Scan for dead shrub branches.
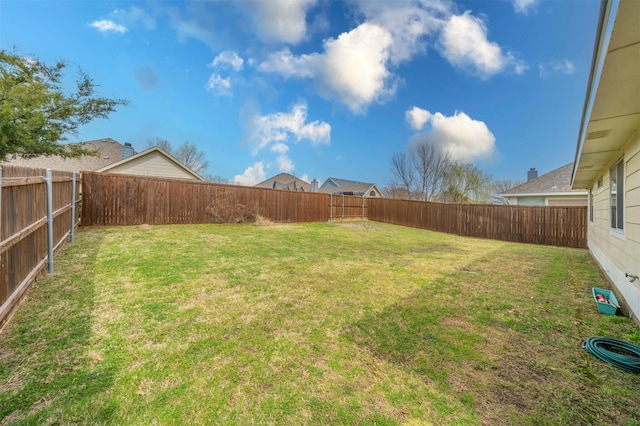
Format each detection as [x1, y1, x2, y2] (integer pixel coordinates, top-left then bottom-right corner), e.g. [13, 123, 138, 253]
[205, 195, 263, 224]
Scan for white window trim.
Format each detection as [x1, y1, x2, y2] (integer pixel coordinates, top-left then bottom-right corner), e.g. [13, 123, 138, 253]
[609, 158, 625, 233]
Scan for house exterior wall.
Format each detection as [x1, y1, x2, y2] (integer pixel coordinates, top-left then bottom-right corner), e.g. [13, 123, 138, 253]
[506, 194, 587, 206]
[546, 196, 588, 207]
[105, 150, 199, 180]
[587, 132, 640, 322]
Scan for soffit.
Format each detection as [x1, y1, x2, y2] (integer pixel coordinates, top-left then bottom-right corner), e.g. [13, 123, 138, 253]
[574, 0, 640, 188]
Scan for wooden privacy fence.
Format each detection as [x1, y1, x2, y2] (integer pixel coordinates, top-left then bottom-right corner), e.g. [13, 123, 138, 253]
[0, 165, 81, 327]
[82, 173, 369, 226]
[81, 172, 586, 248]
[368, 198, 587, 248]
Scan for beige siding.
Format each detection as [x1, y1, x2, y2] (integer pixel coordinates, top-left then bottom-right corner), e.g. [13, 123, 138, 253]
[106, 151, 198, 180]
[587, 132, 640, 321]
[547, 196, 588, 206]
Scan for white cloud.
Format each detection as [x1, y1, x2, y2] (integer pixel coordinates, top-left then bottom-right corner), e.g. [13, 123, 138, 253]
[90, 19, 127, 34]
[406, 106, 432, 131]
[259, 23, 395, 114]
[320, 23, 395, 113]
[270, 142, 289, 154]
[438, 11, 526, 79]
[539, 59, 575, 78]
[205, 74, 232, 96]
[233, 162, 266, 185]
[409, 110, 496, 163]
[211, 51, 244, 71]
[277, 154, 295, 173]
[258, 48, 318, 78]
[240, 0, 318, 44]
[249, 101, 330, 154]
[350, 0, 448, 64]
[112, 6, 156, 30]
[164, 6, 216, 48]
[258, 2, 525, 113]
[511, 0, 541, 14]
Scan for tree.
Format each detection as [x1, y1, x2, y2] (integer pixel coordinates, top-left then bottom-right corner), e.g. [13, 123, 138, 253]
[389, 152, 416, 199]
[0, 50, 128, 160]
[146, 138, 210, 176]
[411, 143, 452, 201]
[389, 143, 452, 200]
[490, 179, 524, 204]
[440, 163, 493, 203]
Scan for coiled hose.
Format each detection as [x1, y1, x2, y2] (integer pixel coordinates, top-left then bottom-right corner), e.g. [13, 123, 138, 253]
[582, 336, 640, 374]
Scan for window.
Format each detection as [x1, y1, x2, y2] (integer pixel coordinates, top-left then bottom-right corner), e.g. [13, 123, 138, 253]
[369, 190, 376, 197]
[518, 197, 545, 206]
[610, 159, 624, 230]
[589, 187, 594, 222]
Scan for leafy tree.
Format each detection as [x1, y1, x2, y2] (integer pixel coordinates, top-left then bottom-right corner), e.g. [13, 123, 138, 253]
[440, 163, 493, 203]
[146, 138, 210, 176]
[0, 50, 128, 160]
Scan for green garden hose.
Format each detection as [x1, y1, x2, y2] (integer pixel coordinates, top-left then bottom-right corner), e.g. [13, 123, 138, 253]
[582, 336, 640, 374]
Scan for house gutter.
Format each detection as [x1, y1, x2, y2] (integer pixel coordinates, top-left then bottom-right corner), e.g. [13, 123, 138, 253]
[571, 0, 618, 188]
[503, 190, 588, 198]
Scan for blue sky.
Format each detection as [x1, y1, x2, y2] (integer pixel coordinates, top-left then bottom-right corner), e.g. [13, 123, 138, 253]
[1, 0, 600, 186]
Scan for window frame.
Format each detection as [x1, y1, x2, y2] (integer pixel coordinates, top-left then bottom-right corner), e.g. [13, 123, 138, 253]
[589, 186, 594, 223]
[609, 158, 624, 231]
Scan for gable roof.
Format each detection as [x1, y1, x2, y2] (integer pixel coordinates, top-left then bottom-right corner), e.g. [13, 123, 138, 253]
[317, 183, 379, 196]
[572, 0, 640, 188]
[255, 173, 312, 191]
[1, 138, 125, 172]
[319, 176, 384, 197]
[321, 177, 370, 187]
[503, 162, 587, 197]
[96, 147, 205, 180]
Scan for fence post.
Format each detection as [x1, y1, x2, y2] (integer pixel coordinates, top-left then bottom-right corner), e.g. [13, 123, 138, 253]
[45, 169, 54, 273]
[362, 195, 365, 220]
[342, 194, 345, 220]
[70, 172, 76, 242]
[0, 167, 2, 261]
[329, 193, 333, 222]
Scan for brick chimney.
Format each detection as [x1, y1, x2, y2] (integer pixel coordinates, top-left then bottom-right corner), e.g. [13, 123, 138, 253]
[527, 167, 538, 181]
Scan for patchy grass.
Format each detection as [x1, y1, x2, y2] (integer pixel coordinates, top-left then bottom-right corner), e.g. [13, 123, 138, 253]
[1, 221, 639, 425]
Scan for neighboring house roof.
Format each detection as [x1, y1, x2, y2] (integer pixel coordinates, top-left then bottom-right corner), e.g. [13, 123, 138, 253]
[321, 177, 370, 188]
[319, 177, 385, 197]
[255, 173, 312, 191]
[1, 138, 125, 173]
[503, 163, 587, 197]
[572, 0, 640, 188]
[317, 184, 379, 196]
[96, 147, 205, 181]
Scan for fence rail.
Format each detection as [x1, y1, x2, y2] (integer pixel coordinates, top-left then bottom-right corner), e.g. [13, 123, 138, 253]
[368, 198, 587, 248]
[0, 165, 81, 327]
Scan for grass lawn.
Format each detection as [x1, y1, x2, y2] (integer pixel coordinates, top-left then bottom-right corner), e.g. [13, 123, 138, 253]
[1, 221, 639, 425]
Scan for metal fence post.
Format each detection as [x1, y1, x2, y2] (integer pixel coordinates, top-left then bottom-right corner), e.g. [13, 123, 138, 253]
[70, 172, 76, 242]
[45, 169, 54, 273]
